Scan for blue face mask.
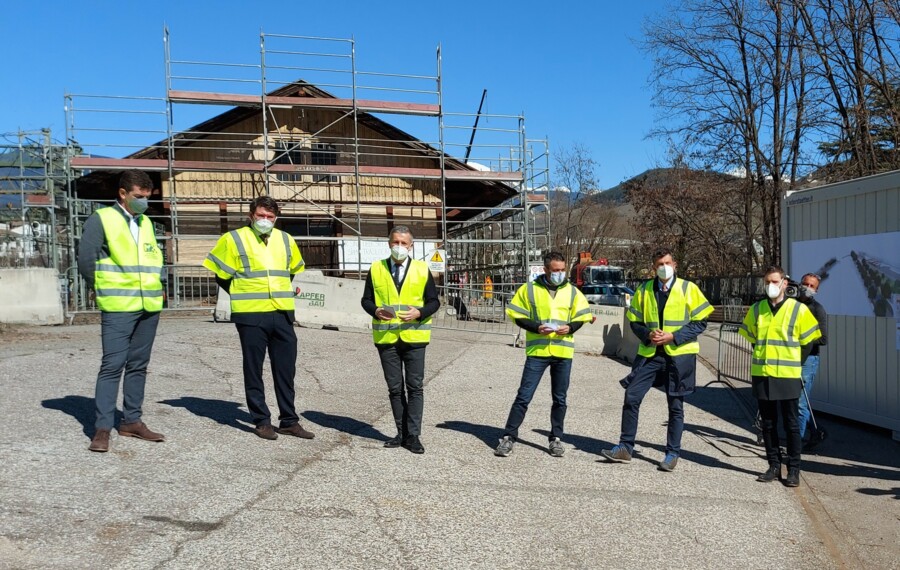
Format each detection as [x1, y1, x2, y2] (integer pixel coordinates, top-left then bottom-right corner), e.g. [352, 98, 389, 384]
[549, 271, 566, 285]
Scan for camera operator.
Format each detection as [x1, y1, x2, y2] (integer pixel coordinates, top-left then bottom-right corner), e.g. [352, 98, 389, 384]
[798, 273, 828, 450]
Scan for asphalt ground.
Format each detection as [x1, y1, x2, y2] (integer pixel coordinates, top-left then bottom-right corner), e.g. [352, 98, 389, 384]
[0, 318, 897, 569]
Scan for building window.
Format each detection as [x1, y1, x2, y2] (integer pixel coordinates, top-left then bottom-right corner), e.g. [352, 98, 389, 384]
[311, 142, 338, 183]
[274, 141, 304, 183]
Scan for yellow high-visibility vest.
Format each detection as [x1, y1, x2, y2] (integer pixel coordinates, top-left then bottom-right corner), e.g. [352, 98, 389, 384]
[371, 259, 433, 344]
[739, 298, 821, 378]
[506, 280, 593, 359]
[203, 226, 304, 313]
[93, 206, 164, 312]
[626, 278, 713, 358]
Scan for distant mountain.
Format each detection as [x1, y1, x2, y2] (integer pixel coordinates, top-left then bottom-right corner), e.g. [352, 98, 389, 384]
[591, 167, 739, 204]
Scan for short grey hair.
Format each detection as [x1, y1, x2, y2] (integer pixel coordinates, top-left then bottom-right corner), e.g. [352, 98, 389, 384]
[388, 225, 413, 240]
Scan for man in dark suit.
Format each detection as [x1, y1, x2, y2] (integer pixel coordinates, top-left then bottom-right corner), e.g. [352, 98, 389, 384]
[360, 225, 440, 454]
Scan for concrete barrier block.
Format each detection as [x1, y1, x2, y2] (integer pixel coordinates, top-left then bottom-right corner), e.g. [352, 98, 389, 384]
[213, 271, 370, 331]
[0, 268, 64, 325]
[575, 306, 628, 356]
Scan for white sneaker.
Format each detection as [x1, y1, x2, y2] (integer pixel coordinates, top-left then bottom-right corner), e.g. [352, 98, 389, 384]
[494, 436, 515, 457]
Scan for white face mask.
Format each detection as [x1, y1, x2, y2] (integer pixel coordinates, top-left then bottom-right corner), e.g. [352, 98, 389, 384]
[390, 245, 409, 262]
[766, 281, 783, 299]
[253, 218, 275, 234]
[549, 271, 566, 285]
[656, 264, 675, 281]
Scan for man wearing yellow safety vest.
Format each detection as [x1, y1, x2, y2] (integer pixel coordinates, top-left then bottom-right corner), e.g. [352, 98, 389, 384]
[203, 196, 314, 442]
[494, 251, 593, 458]
[602, 247, 713, 471]
[78, 170, 166, 453]
[360, 225, 439, 454]
[739, 266, 821, 487]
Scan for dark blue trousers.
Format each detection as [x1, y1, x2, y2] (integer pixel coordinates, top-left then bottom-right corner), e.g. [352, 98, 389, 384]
[235, 311, 299, 428]
[618, 354, 686, 456]
[502, 355, 572, 441]
[95, 311, 160, 430]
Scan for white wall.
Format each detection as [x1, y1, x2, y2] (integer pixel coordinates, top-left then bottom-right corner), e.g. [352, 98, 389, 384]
[0, 268, 64, 325]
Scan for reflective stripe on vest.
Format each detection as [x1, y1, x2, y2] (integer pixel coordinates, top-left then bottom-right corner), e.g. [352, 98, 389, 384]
[745, 298, 822, 378]
[627, 278, 713, 358]
[229, 227, 295, 313]
[371, 259, 432, 344]
[93, 207, 164, 312]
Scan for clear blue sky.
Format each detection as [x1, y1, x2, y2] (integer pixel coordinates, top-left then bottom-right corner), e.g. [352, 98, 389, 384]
[2, 0, 669, 189]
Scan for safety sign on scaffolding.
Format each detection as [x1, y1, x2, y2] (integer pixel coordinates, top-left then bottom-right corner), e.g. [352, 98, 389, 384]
[529, 265, 545, 282]
[427, 249, 446, 272]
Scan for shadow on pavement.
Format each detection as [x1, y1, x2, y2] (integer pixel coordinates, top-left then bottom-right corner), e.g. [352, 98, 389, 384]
[436, 420, 503, 450]
[159, 396, 253, 433]
[301, 410, 390, 442]
[41, 395, 119, 437]
[690, 346, 900, 489]
[856, 487, 899, 499]
[532, 428, 615, 457]
[637, 439, 761, 476]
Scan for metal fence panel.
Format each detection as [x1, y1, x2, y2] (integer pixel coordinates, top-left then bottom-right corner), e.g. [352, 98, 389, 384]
[432, 284, 518, 339]
[716, 323, 752, 385]
[64, 264, 217, 320]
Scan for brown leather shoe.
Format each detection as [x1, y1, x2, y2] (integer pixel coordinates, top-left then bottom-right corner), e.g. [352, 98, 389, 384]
[118, 421, 165, 442]
[89, 429, 111, 452]
[254, 424, 278, 440]
[276, 423, 315, 439]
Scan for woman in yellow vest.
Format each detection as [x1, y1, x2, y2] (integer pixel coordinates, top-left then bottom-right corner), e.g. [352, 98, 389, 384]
[203, 196, 314, 442]
[739, 266, 821, 487]
[602, 247, 713, 472]
[360, 225, 440, 454]
[494, 251, 593, 458]
[77, 170, 166, 453]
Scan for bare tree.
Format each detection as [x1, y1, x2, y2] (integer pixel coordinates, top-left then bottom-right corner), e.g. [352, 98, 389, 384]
[625, 155, 752, 276]
[548, 143, 626, 264]
[798, 0, 900, 178]
[644, 0, 821, 267]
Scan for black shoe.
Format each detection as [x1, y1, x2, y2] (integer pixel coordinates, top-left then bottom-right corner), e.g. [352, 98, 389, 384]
[383, 435, 403, 448]
[403, 436, 425, 454]
[784, 468, 801, 487]
[756, 463, 781, 482]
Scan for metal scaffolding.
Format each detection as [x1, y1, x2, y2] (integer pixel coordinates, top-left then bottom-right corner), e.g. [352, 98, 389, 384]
[58, 29, 549, 311]
[0, 130, 72, 271]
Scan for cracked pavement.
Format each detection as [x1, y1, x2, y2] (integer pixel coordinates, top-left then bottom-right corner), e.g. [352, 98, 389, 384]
[0, 319, 897, 569]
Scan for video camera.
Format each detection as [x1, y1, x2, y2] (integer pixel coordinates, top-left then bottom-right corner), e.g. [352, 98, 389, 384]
[785, 277, 801, 299]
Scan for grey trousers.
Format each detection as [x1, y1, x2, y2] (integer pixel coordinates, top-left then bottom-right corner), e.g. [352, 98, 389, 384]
[376, 341, 426, 438]
[94, 311, 160, 430]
